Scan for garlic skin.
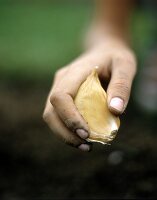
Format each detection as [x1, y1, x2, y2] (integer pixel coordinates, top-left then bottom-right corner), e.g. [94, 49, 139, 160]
[74, 69, 120, 144]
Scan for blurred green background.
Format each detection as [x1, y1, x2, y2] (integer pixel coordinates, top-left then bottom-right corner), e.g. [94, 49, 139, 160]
[0, 0, 157, 199]
[0, 0, 92, 80]
[0, 0, 155, 80]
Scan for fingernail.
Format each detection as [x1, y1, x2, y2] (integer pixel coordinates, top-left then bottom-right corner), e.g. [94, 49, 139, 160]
[110, 97, 124, 113]
[78, 144, 90, 152]
[76, 129, 88, 139]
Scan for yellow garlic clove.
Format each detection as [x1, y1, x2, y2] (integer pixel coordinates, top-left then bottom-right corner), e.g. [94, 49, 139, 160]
[74, 68, 120, 144]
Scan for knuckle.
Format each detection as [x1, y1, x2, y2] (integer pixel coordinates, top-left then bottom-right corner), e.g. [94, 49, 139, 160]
[42, 111, 51, 123]
[114, 54, 125, 63]
[113, 81, 130, 97]
[55, 70, 62, 79]
[64, 118, 81, 132]
[114, 52, 136, 66]
[64, 135, 83, 147]
[43, 108, 55, 124]
[50, 91, 63, 106]
[55, 67, 68, 79]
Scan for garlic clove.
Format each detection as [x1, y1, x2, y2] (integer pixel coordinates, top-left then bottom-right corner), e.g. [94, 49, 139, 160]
[74, 68, 120, 144]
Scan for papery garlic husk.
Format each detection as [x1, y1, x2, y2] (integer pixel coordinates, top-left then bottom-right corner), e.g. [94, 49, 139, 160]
[74, 68, 120, 144]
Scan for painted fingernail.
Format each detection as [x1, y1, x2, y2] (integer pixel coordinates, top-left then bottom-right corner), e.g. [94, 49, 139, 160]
[78, 144, 90, 152]
[110, 97, 124, 113]
[76, 129, 88, 139]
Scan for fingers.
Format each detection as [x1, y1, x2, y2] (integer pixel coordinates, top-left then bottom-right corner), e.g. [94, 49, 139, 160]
[107, 53, 137, 114]
[50, 92, 89, 132]
[43, 98, 92, 152]
[43, 66, 92, 151]
[50, 66, 92, 139]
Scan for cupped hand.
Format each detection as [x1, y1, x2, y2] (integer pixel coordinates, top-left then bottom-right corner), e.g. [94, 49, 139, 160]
[43, 39, 137, 152]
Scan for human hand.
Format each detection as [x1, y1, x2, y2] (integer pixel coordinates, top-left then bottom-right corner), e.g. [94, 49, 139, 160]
[43, 39, 136, 152]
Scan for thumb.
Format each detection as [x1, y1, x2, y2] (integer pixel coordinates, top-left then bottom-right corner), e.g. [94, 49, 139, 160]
[107, 56, 136, 114]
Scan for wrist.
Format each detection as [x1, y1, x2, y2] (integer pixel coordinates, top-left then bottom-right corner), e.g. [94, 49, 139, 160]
[85, 23, 130, 50]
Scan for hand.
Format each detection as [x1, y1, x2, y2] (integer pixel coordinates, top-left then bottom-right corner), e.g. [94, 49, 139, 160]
[43, 38, 137, 152]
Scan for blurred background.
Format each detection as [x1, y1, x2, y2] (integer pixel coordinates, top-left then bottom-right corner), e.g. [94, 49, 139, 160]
[0, 0, 157, 199]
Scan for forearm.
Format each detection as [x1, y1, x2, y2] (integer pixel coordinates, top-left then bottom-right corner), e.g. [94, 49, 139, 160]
[94, 0, 135, 41]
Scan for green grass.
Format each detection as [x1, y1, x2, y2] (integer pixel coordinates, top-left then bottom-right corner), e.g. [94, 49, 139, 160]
[0, 2, 92, 80]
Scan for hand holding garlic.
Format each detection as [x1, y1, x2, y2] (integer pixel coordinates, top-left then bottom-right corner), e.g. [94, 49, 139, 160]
[43, 38, 136, 152]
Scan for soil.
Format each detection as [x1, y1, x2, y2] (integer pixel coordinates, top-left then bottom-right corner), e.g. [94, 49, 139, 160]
[0, 80, 157, 199]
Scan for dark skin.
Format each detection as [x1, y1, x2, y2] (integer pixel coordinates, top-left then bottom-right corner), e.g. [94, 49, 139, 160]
[43, 0, 137, 152]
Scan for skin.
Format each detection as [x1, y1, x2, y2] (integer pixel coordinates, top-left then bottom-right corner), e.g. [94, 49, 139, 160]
[43, 0, 137, 152]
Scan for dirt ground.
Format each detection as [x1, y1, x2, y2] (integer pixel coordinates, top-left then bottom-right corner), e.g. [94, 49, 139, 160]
[0, 80, 157, 199]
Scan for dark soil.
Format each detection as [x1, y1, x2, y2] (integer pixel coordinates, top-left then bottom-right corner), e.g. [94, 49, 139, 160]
[0, 80, 157, 200]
